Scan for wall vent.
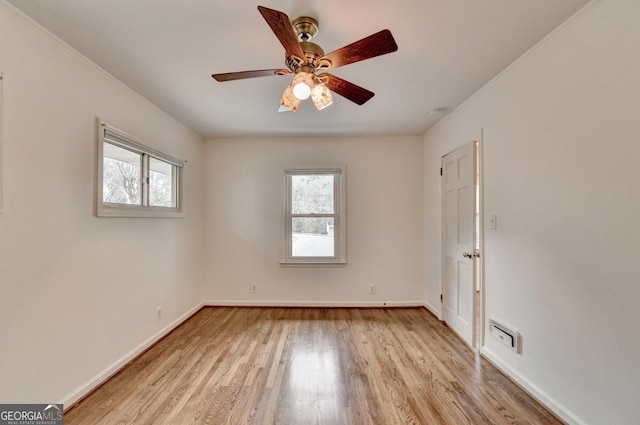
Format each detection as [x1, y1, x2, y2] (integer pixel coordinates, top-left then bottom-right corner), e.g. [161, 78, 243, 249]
[489, 318, 521, 353]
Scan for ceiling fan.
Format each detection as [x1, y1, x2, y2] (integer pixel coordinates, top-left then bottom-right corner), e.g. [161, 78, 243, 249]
[212, 6, 398, 112]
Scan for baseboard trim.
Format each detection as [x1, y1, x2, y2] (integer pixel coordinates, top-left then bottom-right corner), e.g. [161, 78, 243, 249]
[61, 301, 205, 410]
[481, 348, 586, 425]
[423, 301, 441, 319]
[204, 300, 425, 308]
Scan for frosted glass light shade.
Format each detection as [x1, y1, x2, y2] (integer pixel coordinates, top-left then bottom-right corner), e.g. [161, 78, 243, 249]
[311, 83, 334, 110]
[279, 84, 301, 112]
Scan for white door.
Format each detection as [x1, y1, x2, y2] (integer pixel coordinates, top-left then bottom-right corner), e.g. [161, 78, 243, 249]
[442, 141, 477, 347]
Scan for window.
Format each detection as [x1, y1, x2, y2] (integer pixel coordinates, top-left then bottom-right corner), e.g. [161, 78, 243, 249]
[282, 167, 346, 265]
[97, 121, 184, 218]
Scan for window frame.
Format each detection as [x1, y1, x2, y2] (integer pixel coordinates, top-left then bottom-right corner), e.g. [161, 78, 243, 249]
[96, 121, 184, 218]
[281, 166, 346, 266]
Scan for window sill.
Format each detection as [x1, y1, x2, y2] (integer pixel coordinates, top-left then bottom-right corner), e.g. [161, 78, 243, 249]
[279, 261, 347, 268]
[97, 204, 185, 218]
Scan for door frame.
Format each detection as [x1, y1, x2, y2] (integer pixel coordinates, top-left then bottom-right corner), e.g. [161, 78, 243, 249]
[476, 136, 484, 351]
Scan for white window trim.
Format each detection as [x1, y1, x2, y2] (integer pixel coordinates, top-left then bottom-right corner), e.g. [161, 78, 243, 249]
[96, 120, 185, 218]
[280, 165, 347, 266]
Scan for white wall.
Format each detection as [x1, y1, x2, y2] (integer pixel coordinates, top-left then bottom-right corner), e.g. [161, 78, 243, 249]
[204, 136, 424, 305]
[0, 3, 206, 405]
[424, 0, 640, 423]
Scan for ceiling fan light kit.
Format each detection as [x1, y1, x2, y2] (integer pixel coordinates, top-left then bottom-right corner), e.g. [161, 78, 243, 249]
[212, 5, 398, 112]
[280, 72, 334, 111]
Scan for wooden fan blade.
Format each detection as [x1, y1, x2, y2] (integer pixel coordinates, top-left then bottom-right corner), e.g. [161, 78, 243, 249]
[258, 6, 306, 61]
[320, 29, 398, 70]
[322, 73, 374, 105]
[212, 69, 291, 82]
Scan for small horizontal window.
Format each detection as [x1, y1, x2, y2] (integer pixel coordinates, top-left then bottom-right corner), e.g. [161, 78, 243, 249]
[96, 122, 184, 218]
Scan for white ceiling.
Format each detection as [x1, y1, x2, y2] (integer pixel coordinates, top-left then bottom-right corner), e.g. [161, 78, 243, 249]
[6, 0, 590, 139]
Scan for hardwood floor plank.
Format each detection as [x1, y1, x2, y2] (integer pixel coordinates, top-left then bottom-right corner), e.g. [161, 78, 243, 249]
[64, 307, 563, 425]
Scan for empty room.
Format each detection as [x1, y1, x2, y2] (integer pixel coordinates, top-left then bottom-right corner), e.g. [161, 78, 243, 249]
[0, 0, 638, 424]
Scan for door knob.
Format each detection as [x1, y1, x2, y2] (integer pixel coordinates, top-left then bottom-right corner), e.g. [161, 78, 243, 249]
[463, 252, 473, 259]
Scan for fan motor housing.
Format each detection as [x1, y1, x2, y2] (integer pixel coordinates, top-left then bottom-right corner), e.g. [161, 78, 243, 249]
[287, 17, 331, 71]
[292, 16, 319, 41]
[285, 42, 327, 71]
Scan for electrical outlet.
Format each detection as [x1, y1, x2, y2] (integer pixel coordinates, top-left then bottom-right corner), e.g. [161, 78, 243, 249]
[251, 283, 257, 293]
[155, 306, 162, 321]
[369, 284, 376, 295]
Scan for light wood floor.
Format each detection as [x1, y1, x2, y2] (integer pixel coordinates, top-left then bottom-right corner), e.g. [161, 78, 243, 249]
[64, 307, 562, 424]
